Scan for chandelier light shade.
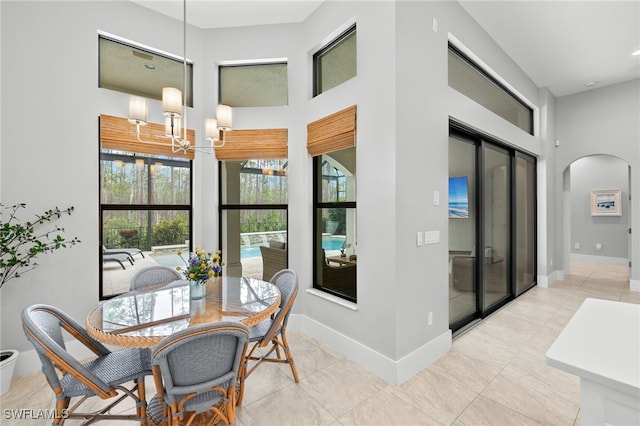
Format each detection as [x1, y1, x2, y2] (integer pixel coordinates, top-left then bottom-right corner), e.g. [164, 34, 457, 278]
[162, 87, 182, 117]
[128, 96, 148, 125]
[216, 104, 233, 130]
[126, 0, 232, 153]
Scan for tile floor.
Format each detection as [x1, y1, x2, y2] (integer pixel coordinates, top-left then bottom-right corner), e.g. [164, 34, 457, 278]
[2, 262, 637, 425]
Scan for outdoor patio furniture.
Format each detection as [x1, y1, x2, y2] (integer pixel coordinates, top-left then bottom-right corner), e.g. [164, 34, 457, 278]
[103, 252, 134, 270]
[103, 245, 145, 262]
[259, 241, 287, 281]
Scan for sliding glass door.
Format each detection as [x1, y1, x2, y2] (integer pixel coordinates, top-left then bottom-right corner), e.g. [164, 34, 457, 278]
[449, 125, 536, 332]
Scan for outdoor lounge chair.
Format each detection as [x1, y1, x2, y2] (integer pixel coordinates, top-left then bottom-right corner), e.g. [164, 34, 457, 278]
[102, 252, 134, 270]
[103, 245, 145, 262]
[22, 304, 152, 425]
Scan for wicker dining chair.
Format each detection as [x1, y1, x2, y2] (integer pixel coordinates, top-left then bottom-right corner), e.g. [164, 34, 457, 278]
[130, 265, 183, 291]
[21, 304, 152, 425]
[237, 268, 299, 405]
[148, 322, 249, 426]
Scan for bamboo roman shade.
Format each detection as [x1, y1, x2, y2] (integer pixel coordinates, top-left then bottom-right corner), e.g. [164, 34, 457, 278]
[99, 114, 195, 160]
[306, 105, 356, 157]
[214, 129, 288, 161]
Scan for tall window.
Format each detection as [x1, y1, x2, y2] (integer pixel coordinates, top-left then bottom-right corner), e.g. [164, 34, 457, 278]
[313, 148, 357, 302]
[313, 24, 357, 96]
[100, 151, 191, 299]
[220, 160, 288, 281]
[448, 43, 533, 134]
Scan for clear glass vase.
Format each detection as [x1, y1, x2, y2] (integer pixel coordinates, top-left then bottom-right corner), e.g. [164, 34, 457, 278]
[189, 280, 206, 300]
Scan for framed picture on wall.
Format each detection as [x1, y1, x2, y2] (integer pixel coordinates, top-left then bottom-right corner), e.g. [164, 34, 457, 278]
[591, 190, 622, 216]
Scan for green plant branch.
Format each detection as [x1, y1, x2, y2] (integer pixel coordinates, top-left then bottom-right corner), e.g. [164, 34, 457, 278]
[1, 204, 81, 288]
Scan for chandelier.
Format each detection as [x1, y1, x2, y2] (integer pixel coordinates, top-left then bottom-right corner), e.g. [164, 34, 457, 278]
[128, 0, 231, 153]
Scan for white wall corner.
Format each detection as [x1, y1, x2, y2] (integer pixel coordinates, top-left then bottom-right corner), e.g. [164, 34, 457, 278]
[290, 314, 451, 385]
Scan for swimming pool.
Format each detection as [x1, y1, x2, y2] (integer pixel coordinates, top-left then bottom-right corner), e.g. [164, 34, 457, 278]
[152, 236, 346, 265]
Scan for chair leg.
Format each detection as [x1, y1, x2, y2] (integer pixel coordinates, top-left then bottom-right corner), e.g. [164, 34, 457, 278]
[54, 398, 70, 425]
[280, 331, 300, 383]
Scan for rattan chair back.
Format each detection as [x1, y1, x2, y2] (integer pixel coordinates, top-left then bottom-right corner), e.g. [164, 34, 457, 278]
[149, 321, 249, 426]
[130, 265, 183, 291]
[21, 304, 151, 424]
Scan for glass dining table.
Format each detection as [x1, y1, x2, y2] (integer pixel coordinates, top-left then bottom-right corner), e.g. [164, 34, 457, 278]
[86, 276, 281, 348]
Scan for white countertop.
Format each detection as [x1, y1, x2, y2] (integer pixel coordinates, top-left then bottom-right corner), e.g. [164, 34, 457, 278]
[545, 298, 640, 397]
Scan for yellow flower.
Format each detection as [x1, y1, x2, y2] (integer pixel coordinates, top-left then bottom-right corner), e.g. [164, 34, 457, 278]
[215, 250, 222, 255]
[189, 273, 195, 279]
[176, 266, 182, 271]
[194, 245, 200, 251]
[208, 270, 214, 276]
[176, 250, 182, 256]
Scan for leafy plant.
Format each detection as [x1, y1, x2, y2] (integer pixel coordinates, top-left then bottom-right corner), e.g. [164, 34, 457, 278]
[152, 216, 187, 246]
[0, 204, 81, 288]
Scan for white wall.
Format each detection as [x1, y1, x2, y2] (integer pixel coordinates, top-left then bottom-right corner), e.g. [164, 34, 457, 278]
[570, 156, 629, 260]
[556, 79, 640, 285]
[2, 0, 556, 384]
[0, 0, 212, 355]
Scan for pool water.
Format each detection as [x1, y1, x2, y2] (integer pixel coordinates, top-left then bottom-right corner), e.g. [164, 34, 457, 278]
[152, 236, 346, 265]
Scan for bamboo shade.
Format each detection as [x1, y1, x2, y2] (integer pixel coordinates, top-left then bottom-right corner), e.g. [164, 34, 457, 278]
[214, 129, 288, 161]
[306, 105, 356, 157]
[100, 114, 195, 160]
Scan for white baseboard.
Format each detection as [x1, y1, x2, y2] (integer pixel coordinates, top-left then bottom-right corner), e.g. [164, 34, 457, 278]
[570, 253, 629, 266]
[288, 314, 451, 385]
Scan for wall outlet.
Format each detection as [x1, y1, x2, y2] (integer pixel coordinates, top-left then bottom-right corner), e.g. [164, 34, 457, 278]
[428, 312, 433, 326]
[574, 242, 581, 250]
[596, 243, 602, 251]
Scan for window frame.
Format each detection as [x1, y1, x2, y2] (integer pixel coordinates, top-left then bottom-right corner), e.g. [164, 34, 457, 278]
[313, 24, 357, 97]
[99, 151, 193, 300]
[448, 43, 533, 135]
[218, 61, 289, 107]
[98, 33, 194, 107]
[312, 150, 357, 303]
[218, 159, 289, 279]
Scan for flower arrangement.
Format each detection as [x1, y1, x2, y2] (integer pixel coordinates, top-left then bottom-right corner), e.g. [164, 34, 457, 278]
[176, 246, 223, 285]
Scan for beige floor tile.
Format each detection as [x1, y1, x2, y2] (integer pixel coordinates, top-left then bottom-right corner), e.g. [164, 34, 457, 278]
[482, 368, 579, 425]
[299, 360, 387, 419]
[398, 368, 478, 425]
[238, 384, 337, 426]
[428, 347, 502, 394]
[452, 395, 546, 426]
[339, 385, 443, 426]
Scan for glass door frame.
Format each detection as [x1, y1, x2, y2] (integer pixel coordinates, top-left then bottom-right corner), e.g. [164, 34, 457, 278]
[449, 122, 537, 333]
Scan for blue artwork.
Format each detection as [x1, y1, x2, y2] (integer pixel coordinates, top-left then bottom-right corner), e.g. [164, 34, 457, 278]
[449, 176, 469, 218]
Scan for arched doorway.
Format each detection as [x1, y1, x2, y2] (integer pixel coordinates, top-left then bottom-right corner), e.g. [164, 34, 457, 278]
[562, 155, 631, 277]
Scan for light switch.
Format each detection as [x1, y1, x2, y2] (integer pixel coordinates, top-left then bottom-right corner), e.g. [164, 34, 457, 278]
[416, 232, 423, 246]
[433, 190, 440, 206]
[424, 230, 440, 244]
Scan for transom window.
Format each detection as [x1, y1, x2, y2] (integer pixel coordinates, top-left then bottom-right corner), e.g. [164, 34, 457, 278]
[313, 24, 357, 96]
[99, 34, 193, 106]
[448, 43, 533, 134]
[220, 62, 288, 107]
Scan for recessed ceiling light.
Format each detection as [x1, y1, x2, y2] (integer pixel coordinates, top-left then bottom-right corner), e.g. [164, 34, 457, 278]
[633, 49, 640, 56]
[144, 63, 156, 70]
[585, 81, 598, 88]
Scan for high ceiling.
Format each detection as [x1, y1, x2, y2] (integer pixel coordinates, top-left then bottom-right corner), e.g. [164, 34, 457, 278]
[132, 0, 640, 97]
